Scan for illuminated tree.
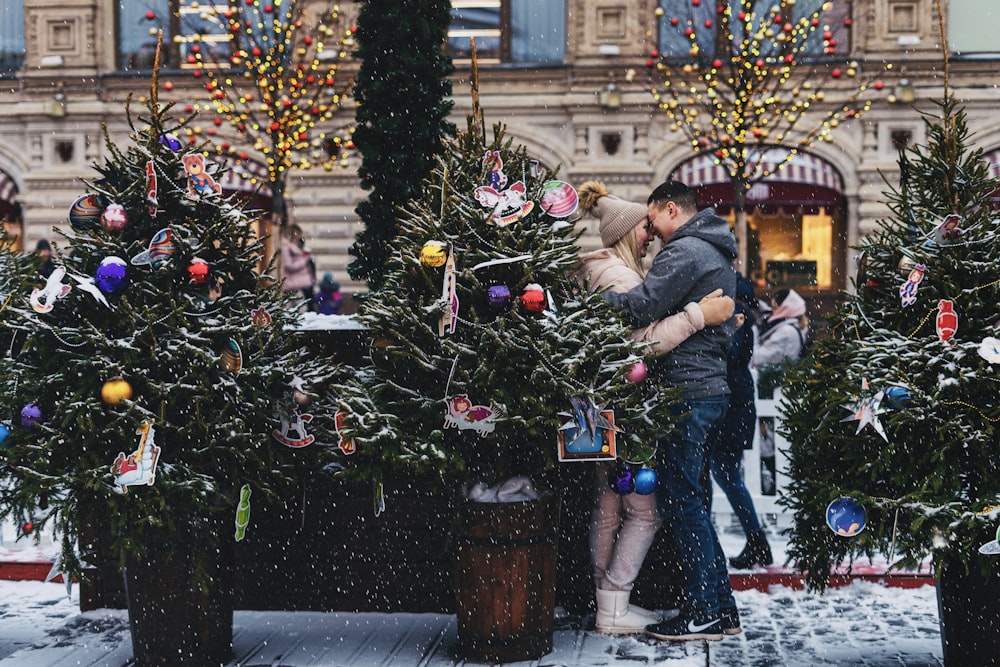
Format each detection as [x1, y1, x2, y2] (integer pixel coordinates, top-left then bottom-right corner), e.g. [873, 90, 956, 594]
[649, 0, 887, 269]
[180, 0, 357, 226]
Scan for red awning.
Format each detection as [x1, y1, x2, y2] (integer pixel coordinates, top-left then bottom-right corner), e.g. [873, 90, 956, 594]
[670, 148, 844, 215]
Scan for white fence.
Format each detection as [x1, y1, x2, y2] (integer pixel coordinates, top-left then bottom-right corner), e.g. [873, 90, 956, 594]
[711, 374, 792, 533]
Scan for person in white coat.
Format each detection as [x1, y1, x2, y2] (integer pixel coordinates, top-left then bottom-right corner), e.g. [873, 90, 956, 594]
[752, 288, 809, 369]
[576, 181, 734, 634]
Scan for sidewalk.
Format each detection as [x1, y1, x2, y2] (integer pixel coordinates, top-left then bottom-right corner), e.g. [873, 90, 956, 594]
[0, 527, 944, 667]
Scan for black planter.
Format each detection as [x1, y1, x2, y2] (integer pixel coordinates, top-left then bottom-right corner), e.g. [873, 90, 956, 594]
[124, 524, 234, 667]
[454, 493, 561, 663]
[936, 554, 1000, 666]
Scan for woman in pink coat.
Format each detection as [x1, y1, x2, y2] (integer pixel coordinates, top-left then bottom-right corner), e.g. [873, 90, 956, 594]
[576, 181, 734, 634]
[281, 224, 316, 304]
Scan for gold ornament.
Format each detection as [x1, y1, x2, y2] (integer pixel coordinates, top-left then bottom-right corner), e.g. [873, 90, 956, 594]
[420, 241, 448, 268]
[101, 378, 133, 406]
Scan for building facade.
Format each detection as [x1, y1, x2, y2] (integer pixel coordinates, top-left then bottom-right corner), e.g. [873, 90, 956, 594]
[1, 0, 999, 309]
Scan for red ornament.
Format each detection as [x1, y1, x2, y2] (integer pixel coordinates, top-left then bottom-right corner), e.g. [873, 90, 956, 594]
[712, 59, 723, 68]
[145, 11, 155, 20]
[684, 27, 695, 37]
[187, 258, 210, 284]
[936, 299, 958, 344]
[649, 50, 659, 58]
[520, 284, 546, 314]
[831, 69, 842, 78]
[691, 0, 699, 5]
[163, 81, 174, 91]
[737, 12, 746, 20]
[23, 522, 33, 534]
[874, 81, 884, 90]
[704, 19, 713, 28]
[844, 18, 853, 27]
[670, 17, 679, 26]
[646, 59, 655, 68]
[627, 362, 648, 384]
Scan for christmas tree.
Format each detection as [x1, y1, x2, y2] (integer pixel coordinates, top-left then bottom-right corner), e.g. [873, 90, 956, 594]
[337, 105, 679, 500]
[348, 0, 455, 292]
[0, 66, 343, 579]
[780, 93, 1000, 590]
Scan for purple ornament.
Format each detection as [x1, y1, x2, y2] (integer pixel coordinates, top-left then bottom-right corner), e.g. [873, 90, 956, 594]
[95, 256, 128, 295]
[20, 403, 42, 428]
[633, 467, 657, 495]
[160, 134, 182, 151]
[609, 463, 635, 495]
[487, 284, 512, 309]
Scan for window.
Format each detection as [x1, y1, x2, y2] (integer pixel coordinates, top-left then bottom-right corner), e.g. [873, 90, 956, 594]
[449, 0, 565, 65]
[657, 0, 850, 62]
[0, 0, 25, 73]
[949, 0, 1000, 55]
[119, 0, 233, 72]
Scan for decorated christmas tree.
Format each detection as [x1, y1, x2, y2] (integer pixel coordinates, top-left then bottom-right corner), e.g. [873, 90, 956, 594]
[779, 90, 1000, 661]
[337, 103, 678, 503]
[0, 58, 344, 662]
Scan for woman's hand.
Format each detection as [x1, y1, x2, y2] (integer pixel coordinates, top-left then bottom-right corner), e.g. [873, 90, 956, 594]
[697, 289, 735, 327]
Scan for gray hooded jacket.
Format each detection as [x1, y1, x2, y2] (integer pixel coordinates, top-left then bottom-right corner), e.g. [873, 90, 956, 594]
[605, 207, 738, 399]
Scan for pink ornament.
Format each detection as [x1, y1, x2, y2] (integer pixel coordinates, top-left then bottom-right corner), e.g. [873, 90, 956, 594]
[627, 361, 648, 384]
[101, 204, 129, 232]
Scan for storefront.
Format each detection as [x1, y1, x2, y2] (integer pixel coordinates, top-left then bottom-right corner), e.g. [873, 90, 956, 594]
[672, 148, 847, 293]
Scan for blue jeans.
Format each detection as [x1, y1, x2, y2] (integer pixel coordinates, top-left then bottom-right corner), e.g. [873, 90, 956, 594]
[709, 393, 762, 535]
[656, 396, 736, 619]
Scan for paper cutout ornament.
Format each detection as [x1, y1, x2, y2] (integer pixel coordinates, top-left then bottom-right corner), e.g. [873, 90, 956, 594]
[826, 497, 867, 537]
[609, 463, 635, 495]
[182, 154, 221, 196]
[520, 283, 546, 313]
[474, 180, 534, 225]
[30, 266, 72, 313]
[272, 408, 315, 447]
[539, 180, 579, 218]
[251, 307, 272, 328]
[483, 151, 508, 190]
[633, 467, 658, 495]
[557, 398, 619, 461]
[438, 251, 458, 336]
[978, 336, 1000, 364]
[932, 214, 963, 245]
[420, 241, 448, 268]
[898, 263, 925, 307]
[101, 378, 133, 406]
[20, 403, 42, 427]
[335, 409, 356, 455]
[68, 272, 110, 308]
[95, 256, 128, 295]
[936, 299, 958, 345]
[444, 394, 497, 436]
[220, 338, 243, 375]
[234, 484, 251, 541]
[101, 204, 129, 233]
[840, 378, 888, 441]
[131, 228, 176, 269]
[146, 160, 158, 216]
[111, 422, 161, 492]
[978, 524, 1000, 555]
[68, 194, 103, 232]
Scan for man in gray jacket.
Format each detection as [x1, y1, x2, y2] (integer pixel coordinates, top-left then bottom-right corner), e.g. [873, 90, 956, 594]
[604, 179, 739, 641]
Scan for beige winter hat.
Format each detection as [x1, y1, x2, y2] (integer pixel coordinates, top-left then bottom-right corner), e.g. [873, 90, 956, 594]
[577, 180, 647, 248]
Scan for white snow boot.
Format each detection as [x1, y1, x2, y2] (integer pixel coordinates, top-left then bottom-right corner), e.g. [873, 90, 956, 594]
[595, 588, 658, 634]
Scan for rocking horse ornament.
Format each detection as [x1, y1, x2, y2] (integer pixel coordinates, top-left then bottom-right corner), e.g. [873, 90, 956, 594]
[272, 407, 315, 448]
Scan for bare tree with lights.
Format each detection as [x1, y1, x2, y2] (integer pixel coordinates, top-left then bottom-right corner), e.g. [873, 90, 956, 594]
[181, 0, 357, 227]
[649, 0, 886, 271]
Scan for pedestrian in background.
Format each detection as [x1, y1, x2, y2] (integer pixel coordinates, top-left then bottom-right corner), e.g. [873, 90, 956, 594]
[312, 272, 344, 315]
[280, 224, 315, 305]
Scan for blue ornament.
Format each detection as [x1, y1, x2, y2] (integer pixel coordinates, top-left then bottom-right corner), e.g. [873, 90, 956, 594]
[20, 403, 42, 428]
[487, 284, 511, 309]
[0, 422, 10, 447]
[633, 467, 658, 495]
[95, 256, 128, 295]
[826, 497, 867, 537]
[609, 463, 635, 495]
[884, 385, 911, 411]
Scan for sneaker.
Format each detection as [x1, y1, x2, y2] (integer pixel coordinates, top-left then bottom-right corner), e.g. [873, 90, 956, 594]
[720, 608, 742, 636]
[645, 614, 723, 641]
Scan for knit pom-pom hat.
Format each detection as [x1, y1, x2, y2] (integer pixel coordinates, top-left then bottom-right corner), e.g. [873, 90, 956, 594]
[577, 180, 648, 248]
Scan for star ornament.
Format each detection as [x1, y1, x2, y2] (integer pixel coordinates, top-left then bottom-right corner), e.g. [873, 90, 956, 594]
[840, 378, 888, 442]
